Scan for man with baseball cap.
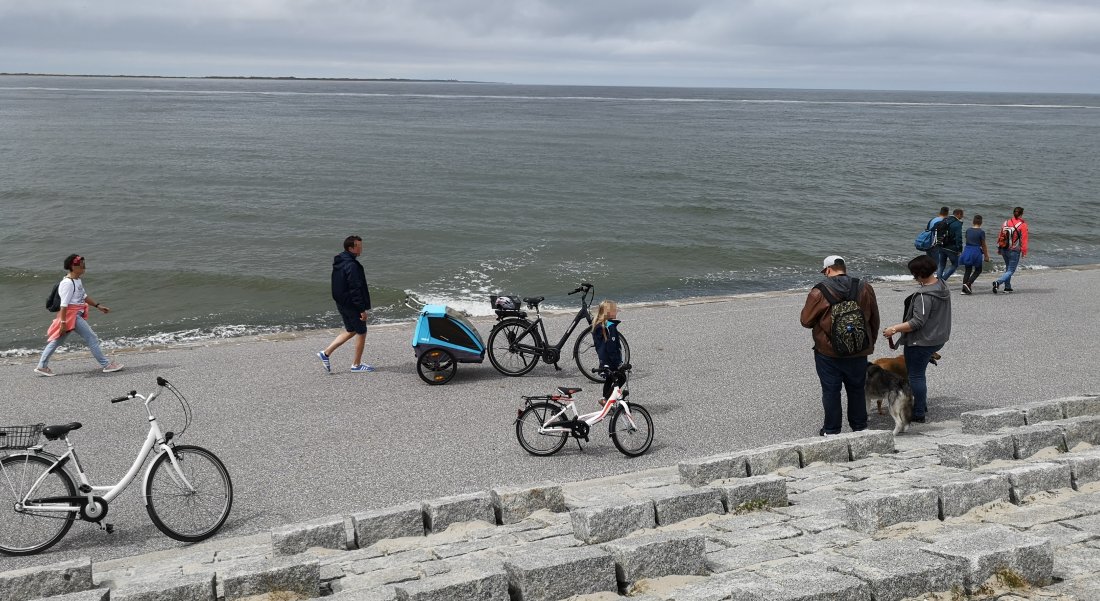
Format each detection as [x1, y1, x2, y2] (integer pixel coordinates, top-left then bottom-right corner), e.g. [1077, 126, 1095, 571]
[800, 255, 881, 435]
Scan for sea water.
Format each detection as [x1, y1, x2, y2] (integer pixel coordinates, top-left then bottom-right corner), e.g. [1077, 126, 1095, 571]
[2, 77, 1098, 355]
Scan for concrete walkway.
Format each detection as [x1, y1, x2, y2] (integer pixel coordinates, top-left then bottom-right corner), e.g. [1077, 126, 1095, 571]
[2, 266, 1099, 572]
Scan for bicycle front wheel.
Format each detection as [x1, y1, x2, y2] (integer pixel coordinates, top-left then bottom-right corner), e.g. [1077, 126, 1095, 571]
[515, 402, 569, 456]
[488, 318, 542, 376]
[145, 445, 233, 542]
[609, 403, 654, 457]
[0, 453, 76, 556]
[573, 331, 631, 383]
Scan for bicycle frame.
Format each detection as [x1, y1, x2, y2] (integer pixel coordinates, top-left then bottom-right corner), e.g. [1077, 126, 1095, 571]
[10, 388, 193, 515]
[511, 286, 595, 356]
[535, 382, 640, 434]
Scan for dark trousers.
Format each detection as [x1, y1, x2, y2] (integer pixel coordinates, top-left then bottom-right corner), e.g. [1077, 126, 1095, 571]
[963, 263, 984, 286]
[903, 343, 944, 419]
[814, 352, 868, 434]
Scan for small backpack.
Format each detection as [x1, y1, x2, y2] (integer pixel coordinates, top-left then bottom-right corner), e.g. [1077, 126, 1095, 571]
[815, 280, 871, 356]
[914, 218, 937, 251]
[46, 282, 63, 312]
[941, 217, 959, 249]
[930, 218, 950, 248]
[997, 220, 1023, 250]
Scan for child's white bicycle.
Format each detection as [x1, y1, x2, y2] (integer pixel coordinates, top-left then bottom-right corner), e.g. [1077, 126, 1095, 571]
[514, 365, 654, 457]
[0, 377, 233, 556]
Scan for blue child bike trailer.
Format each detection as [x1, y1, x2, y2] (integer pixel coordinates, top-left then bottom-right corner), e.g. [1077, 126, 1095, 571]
[408, 299, 486, 385]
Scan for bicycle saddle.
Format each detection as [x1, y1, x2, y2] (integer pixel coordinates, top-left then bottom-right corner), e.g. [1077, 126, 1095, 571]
[523, 296, 545, 308]
[556, 387, 582, 397]
[42, 422, 82, 440]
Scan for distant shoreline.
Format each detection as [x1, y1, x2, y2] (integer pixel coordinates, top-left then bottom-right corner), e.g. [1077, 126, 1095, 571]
[0, 73, 495, 84]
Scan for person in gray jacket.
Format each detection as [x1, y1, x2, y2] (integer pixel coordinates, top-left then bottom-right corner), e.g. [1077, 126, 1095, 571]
[882, 255, 951, 423]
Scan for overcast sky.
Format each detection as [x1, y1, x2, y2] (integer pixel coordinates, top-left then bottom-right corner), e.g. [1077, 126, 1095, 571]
[2, 0, 1098, 92]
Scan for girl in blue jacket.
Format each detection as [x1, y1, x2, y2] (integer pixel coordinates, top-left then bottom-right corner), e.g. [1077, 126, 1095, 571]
[591, 300, 625, 401]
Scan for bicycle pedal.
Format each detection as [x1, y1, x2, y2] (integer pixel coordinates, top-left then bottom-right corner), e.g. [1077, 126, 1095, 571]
[100, 523, 115, 534]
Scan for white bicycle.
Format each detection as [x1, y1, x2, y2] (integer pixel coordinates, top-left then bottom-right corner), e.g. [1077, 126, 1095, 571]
[0, 377, 233, 556]
[514, 365, 654, 457]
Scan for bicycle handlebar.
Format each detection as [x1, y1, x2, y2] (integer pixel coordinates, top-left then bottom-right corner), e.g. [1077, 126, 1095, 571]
[111, 391, 136, 404]
[568, 282, 594, 295]
[109, 377, 170, 404]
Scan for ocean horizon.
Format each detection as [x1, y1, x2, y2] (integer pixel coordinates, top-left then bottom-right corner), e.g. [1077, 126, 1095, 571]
[2, 76, 1098, 357]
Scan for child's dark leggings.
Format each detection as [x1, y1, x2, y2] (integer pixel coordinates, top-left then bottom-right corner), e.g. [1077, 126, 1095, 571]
[963, 263, 983, 285]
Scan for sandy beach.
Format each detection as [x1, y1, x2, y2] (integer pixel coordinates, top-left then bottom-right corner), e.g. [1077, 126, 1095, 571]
[3, 265, 1099, 568]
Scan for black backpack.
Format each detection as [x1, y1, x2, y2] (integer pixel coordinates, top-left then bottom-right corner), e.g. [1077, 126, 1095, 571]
[815, 279, 871, 356]
[931, 218, 950, 248]
[46, 281, 64, 312]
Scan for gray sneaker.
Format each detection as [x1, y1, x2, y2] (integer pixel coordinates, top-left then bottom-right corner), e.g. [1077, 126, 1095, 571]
[34, 367, 56, 377]
[102, 362, 124, 373]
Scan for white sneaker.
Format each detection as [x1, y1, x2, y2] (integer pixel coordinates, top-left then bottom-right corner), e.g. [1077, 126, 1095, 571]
[102, 362, 124, 373]
[34, 367, 56, 377]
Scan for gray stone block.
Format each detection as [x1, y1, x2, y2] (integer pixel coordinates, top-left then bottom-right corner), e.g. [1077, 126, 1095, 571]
[842, 430, 895, 460]
[742, 444, 801, 476]
[1052, 415, 1100, 448]
[422, 491, 496, 533]
[961, 408, 1026, 434]
[352, 503, 425, 547]
[993, 462, 1073, 503]
[504, 545, 616, 601]
[648, 486, 724, 525]
[937, 433, 1015, 469]
[843, 487, 939, 533]
[27, 590, 109, 601]
[112, 574, 216, 601]
[0, 557, 92, 601]
[569, 499, 655, 544]
[1019, 400, 1065, 425]
[219, 556, 320, 601]
[793, 436, 851, 465]
[1048, 453, 1100, 489]
[828, 539, 965, 601]
[393, 568, 509, 601]
[706, 541, 798, 573]
[490, 481, 565, 524]
[716, 475, 788, 512]
[736, 562, 872, 601]
[1057, 395, 1100, 418]
[923, 525, 1053, 590]
[678, 452, 747, 487]
[923, 472, 1012, 518]
[327, 586, 398, 601]
[1003, 424, 1068, 459]
[600, 531, 706, 585]
[271, 514, 347, 555]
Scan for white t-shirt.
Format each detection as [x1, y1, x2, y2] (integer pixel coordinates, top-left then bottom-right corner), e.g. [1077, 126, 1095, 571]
[58, 277, 87, 307]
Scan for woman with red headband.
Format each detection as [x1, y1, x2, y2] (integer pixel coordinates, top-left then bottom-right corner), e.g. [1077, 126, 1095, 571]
[34, 254, 123, 376]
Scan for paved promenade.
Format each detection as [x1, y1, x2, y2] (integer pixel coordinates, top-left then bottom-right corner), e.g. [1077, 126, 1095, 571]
[2, 265, 1099, 576]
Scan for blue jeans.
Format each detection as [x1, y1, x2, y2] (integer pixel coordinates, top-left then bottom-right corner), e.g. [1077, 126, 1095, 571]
[925, 247, 941, 267]
[37, 314, 110, 369]
[903, 343, 944, 419]
[994, 249, 1021, 289]
[813, 352, 868, 434]
[937, 250, 959, 281]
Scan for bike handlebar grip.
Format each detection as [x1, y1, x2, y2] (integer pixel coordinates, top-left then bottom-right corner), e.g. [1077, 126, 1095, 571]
[568, 288, 581, 295]
[622, 363, 632, 371]
[110, 391, 135, 403]
[156, 376, 168, 387]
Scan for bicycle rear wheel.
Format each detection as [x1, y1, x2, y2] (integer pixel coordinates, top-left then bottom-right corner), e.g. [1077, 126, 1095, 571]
[609, 404, 654, 457]
[0, 453, 76, 556]
[145, 445, 233, 542]
[515, 402, 569, 456]
[488, 318, 542, 376]
[574, 332, 631, 383]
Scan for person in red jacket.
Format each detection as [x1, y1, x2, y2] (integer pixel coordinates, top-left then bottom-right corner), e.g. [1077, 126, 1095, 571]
[992, 207, 1029, 294]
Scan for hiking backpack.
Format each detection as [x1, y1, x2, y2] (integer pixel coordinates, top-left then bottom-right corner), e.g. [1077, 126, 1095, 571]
[941, 217, 959, 249]
[815, 280, 871, 356]
[931, 218, 950, 248]
[997, 219, 1023, 250]
[914, 219, 936, 251]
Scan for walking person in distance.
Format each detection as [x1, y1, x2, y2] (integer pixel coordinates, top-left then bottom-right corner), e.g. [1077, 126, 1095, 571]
[34, 254, 123, 376]
[882, 255, 951, 423]
[937, 208, 964, 282]
[959, 214, 990, 295]
[317, 235, 374, 373]
[993, 207, 1029, 294]
[800, 256, 880, 436]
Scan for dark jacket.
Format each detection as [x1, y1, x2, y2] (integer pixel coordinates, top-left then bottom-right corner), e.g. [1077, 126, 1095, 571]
[592, 320, 623, 369]
[896, 280, 951, 347]
[331, 251, 371, 311]
[943, 216, 964, 253]
[800, 274, 881, 358]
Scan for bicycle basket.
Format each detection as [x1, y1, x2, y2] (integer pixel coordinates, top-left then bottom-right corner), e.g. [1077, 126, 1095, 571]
[490, 295, 526, 318]
[0, 424, 45, 450]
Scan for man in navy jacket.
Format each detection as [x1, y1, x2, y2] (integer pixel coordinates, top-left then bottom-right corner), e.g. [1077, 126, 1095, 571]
[318, 235, 374, 373]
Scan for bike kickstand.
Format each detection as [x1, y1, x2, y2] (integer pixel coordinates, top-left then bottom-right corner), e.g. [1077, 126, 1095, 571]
[554, 363, 562, 371]
[575, 438, 584, 451]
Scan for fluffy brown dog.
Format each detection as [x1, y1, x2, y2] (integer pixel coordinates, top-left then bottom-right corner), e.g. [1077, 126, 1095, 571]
[864, 364, 914, 435]
[869, 352, 942, 414]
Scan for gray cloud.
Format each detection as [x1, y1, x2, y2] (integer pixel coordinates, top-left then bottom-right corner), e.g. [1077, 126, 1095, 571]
[1, 0, 1097, 91]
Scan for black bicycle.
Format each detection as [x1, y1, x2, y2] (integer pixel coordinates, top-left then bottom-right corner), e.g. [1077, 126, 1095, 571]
[487, 282, 631, 382]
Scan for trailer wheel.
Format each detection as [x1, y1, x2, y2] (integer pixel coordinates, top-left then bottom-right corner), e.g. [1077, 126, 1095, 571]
[417, 349, 457, 385]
